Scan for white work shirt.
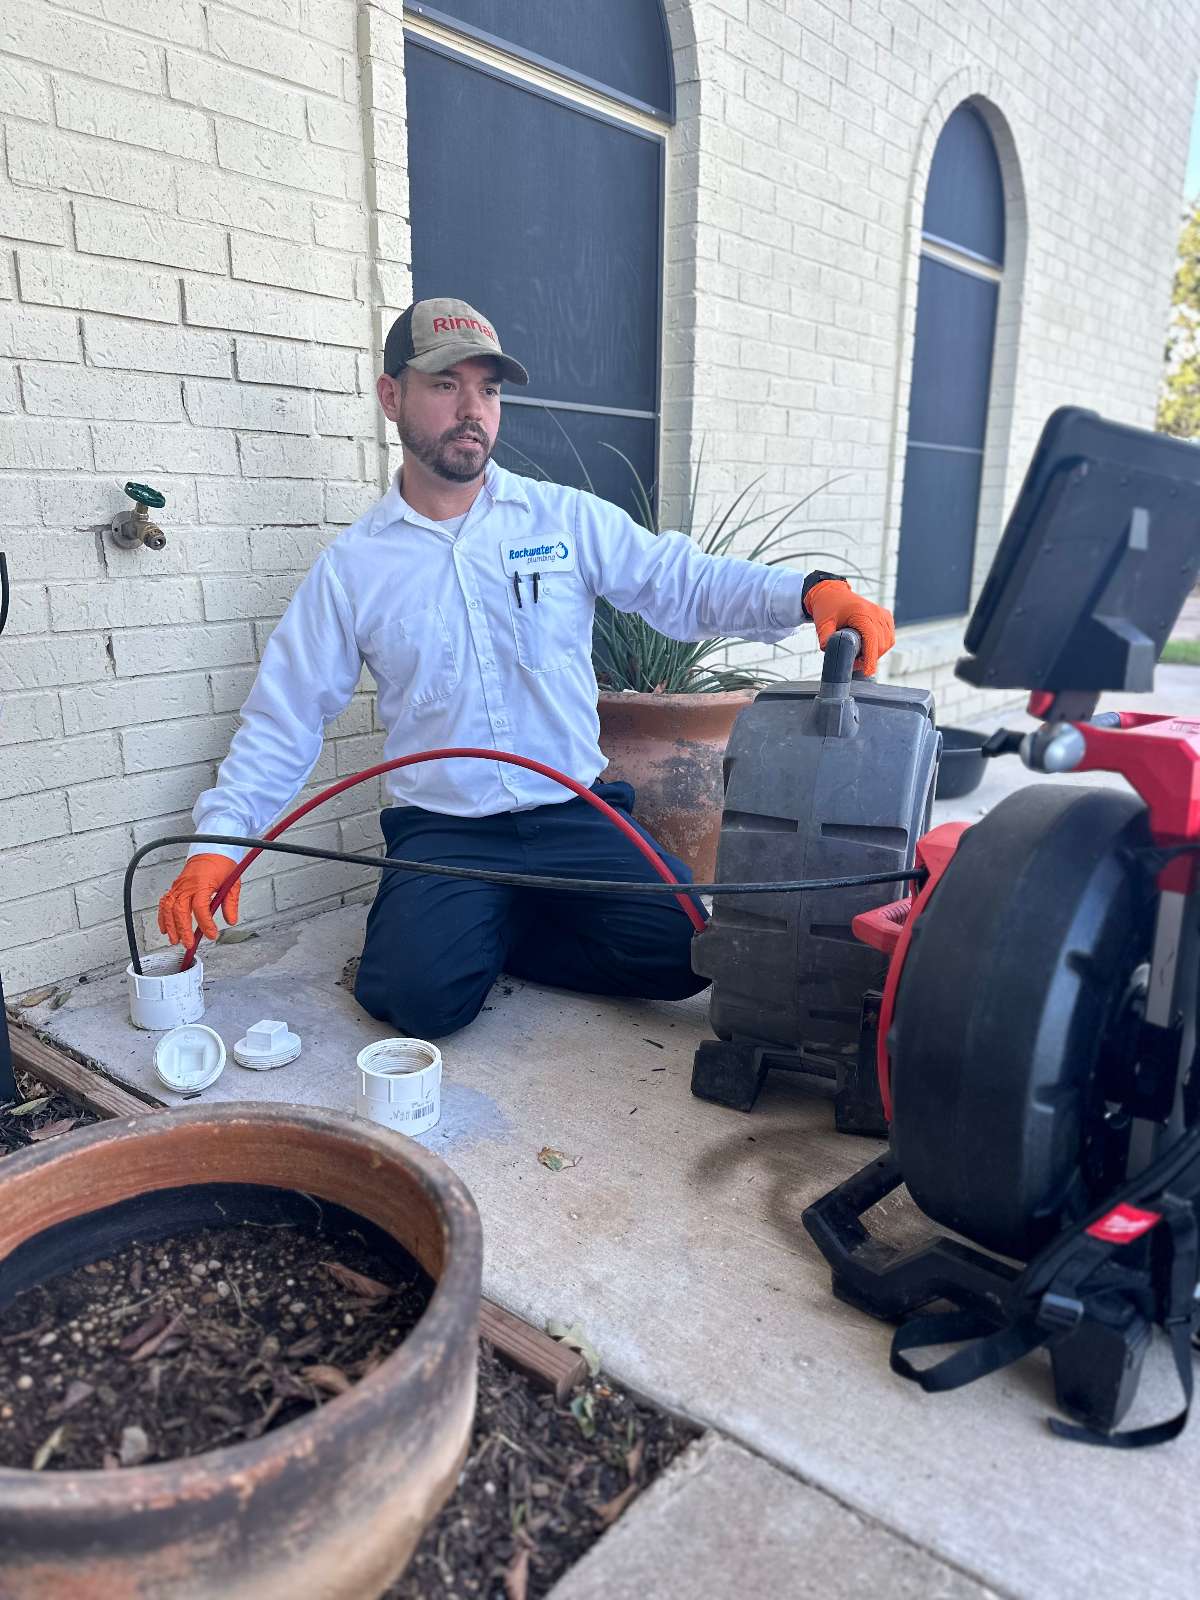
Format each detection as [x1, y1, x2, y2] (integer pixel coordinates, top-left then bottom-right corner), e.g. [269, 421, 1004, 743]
[191, 460, 811, 859]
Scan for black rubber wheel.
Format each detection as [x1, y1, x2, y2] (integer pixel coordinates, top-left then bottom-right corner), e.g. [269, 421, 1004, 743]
[889, 784, 1156, 1260]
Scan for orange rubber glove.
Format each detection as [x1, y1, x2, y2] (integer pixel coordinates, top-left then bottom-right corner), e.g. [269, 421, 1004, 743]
[804, 580, 897, 676]
[157, 854, 240, 949]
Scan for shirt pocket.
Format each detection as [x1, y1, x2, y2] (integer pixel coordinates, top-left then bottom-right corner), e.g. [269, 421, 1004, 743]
[368, 604, 459, 708]
[506, 572, 589, 674]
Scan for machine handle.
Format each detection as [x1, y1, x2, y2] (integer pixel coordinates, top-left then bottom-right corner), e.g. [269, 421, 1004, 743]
[820, 627, 864, 690]
[814, 627, 865, 736]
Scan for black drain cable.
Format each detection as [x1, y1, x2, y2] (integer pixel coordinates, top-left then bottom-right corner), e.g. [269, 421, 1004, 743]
[124, 832, 927, 976]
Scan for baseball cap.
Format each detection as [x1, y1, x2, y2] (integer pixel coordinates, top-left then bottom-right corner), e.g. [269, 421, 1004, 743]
[383, 298, 529, 385]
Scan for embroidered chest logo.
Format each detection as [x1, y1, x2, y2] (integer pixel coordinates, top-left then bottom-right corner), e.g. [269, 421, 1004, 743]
[500, 536, 576, 577]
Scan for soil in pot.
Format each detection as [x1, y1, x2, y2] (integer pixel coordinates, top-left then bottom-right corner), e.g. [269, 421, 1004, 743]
[0, 1203, 432, 1472]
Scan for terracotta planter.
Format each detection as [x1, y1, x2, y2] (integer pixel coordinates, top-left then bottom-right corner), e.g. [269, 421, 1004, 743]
[0, 1104, 482, 1600]
[597, 689, 758, 884]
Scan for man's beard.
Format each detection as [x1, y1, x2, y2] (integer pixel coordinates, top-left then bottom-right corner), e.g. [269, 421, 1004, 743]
[396, 414, 494, 483]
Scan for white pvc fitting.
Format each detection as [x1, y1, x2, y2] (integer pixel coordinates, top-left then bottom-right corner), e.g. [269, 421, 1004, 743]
[127, 951, 205, 1031]
[234, 1019, 301, 1071]
[153, 1024, 226, 1094]
[356, 1038, 442, 1136]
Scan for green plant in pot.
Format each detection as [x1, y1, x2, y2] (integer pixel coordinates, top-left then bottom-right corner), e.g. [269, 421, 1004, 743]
[503, 427, 864, 883]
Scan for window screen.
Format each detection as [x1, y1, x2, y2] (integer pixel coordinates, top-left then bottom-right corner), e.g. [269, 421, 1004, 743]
[406, 38, 664, 520]
[895, 106, 1006, 625]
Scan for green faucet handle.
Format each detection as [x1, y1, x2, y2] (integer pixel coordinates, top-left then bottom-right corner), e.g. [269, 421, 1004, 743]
[124, 481, 166, 510]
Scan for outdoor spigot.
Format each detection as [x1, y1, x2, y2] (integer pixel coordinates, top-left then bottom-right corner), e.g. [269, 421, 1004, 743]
[111, 482, 167, 552]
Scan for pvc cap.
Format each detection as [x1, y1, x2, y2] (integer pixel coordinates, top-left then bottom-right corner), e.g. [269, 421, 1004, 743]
[154, 1024, 226, 1093]
[233, 1019, 301, 1071]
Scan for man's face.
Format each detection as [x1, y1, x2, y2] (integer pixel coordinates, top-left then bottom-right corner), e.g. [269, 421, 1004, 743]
[377, 358, 502, 484]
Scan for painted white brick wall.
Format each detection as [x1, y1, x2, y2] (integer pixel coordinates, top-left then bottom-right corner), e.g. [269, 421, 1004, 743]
[662, 0, 1197, 700]
[0, 0, 1193, 992]
[0, 0, 392, 992]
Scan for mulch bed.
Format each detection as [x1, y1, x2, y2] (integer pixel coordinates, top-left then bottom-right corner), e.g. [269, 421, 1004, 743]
[0, 1069, 100, 1157]
[388, 1346, 697, 1600]
[0, 1065, 698, 1596]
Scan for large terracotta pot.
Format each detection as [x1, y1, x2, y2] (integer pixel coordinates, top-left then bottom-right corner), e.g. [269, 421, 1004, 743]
[0, 1103, 482, 1600]
[597, 689, 758, 884]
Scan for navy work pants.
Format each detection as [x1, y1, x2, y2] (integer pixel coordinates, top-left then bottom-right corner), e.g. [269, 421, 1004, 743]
[353, 783, 709, 1038]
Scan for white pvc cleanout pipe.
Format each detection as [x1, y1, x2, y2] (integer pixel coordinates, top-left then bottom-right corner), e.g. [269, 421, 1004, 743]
[127, 951, 205, 1031]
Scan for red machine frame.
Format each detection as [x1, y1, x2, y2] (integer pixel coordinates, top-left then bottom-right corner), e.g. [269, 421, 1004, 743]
[856, 702, 1200, 1122]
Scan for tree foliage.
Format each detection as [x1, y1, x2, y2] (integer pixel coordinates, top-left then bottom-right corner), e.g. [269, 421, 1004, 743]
[1158, 198, 1200, 438]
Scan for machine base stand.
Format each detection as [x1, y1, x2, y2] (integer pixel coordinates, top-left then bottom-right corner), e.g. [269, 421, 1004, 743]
[803, 1151, 1152, 1436]
[691, 993, 888, 1137]
[690, 1039, 767, 1113]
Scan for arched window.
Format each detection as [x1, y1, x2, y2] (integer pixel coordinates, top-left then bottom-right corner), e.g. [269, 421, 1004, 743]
[895, 105, 1006, 625]
[404, 3, 673, 514]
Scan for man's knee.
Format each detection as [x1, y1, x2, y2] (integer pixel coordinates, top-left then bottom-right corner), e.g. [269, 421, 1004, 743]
[353, 962, 487, 1039]
[659, 965, 710, 1002]
[613, 908, 710, 1001]
[646, 940, 710, 1000]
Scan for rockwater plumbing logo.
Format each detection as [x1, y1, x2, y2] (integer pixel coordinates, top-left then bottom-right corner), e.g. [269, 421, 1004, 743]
[507, 541, 570, 563]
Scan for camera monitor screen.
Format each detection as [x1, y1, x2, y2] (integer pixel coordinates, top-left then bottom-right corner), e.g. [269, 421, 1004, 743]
[957, 408, 1200, 693]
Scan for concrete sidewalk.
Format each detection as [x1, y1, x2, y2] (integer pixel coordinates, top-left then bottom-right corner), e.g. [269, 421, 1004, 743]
[13, 662, 1200, 1600]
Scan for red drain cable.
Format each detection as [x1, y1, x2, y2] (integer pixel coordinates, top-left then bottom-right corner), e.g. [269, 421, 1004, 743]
[179, 747, 705, 970]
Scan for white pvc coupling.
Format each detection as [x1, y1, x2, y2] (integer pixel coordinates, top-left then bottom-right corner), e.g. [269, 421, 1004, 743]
[127, 952, 205, 1031]
[356, 1038, 442, 1136]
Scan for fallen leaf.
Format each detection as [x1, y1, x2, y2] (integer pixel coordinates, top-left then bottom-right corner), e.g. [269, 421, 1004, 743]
[537, 1146, 580, 1173]
[625, 1438, 644, 1479]
[32, 1426, 67, 1471]
[128, 1313, 186, 1363]
[285, 1331, 325, 1360]
[8, 1097, 52, 1119]
[300, 1364, 353, 1396]
[48, 1380, 94, 1420]
[504, 1545, 530, 1600]
[118, 1425, 151, 1467]
[594, 1482, 639, 1525]
[26, 1117, 80, 1142]
[119, 1310, 169, 1354]
[271, 1369, 313, 1401]
[547, 1319, 601, 1377]
[203, 1402, 242, 1427]
[16, 985, 57, 1009]
[320, 1261, 391, 1300]
[217, 927, 257, 944]
[569, 1392, 596, 1440]
[49, 990, 70, 1011]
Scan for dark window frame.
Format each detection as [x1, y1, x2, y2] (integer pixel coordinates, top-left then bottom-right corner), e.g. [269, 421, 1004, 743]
[406, 1, 675, 122]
